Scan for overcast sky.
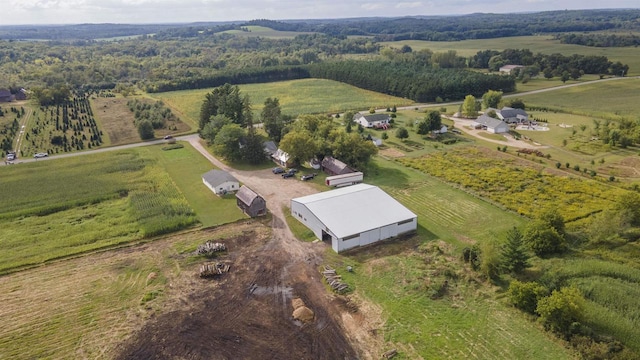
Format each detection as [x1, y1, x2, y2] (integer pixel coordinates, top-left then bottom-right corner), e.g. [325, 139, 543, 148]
[3, 0, 638, 25]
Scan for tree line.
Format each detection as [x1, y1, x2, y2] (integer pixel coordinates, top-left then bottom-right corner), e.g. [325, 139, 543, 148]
[555, 33, 640, 47]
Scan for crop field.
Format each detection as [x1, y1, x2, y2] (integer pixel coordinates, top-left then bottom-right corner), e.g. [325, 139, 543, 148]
[150, 78, 413, 127]
[381, 36, 640, 76]
[0, 149, 199, 274]
[398, 147, 628, 222]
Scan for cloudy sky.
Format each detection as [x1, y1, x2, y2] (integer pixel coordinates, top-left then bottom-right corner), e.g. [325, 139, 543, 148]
[3, 0, 638, 25]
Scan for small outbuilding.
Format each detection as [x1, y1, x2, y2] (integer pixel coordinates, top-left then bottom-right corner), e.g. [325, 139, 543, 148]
[499, 65, 524, 74]
[291, 184, 417, 253]
[236, 185, 267, 217]
[202, 169, 239, 196]
[0, 89, 13, 103]
[321, 156, 354, 176]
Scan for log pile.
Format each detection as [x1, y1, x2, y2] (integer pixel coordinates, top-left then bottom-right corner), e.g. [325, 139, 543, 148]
[199, 262, 230, 278]
[196, 241, 226, 256]
[322, 265, 349, 294]
[382, 349, 398, 359]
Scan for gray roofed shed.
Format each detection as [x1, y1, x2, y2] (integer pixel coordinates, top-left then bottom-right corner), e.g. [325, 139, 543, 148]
[321, 156, 354, 176]
[202, 169, 240, 195]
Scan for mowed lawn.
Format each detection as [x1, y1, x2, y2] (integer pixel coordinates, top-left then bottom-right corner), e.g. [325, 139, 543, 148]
[143, 143, 245, 227]
[381, 35, 640, 76]
[150, 78, 414, 128]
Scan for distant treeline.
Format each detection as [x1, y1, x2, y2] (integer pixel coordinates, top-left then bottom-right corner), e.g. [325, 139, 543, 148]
[2, 9, 639, 41]
[308, 61, 516, 102]
[555, 33, 640, 47]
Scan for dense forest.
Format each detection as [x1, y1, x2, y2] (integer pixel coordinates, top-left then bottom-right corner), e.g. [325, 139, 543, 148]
[555, 33, 640, 47]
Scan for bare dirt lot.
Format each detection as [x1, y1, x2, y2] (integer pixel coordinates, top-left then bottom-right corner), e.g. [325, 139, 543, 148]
[115, 223, 358, 360]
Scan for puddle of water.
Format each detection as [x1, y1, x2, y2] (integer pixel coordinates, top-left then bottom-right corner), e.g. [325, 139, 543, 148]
[248, 284, 293, 298]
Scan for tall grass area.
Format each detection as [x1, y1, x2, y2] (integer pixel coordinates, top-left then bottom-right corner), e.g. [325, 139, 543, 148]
[0, 149, 197, 274]
[150, 78, 413, 128]
[381, 36, 640, 76]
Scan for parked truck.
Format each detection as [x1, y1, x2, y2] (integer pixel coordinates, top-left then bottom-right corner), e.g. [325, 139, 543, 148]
[325, 172, 363, 187]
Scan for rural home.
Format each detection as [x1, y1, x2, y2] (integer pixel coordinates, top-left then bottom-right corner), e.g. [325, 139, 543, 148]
[473, 115, 509, 134]
[354, 113, 391, 129]
[498, 107, 529, 124]
[236, 185, 267, 217]
[291, 184, 417, 253]
[272, 148, 291, 167]
[263, 141, 278, 159]
[321, 156, 354, 176]
[0, 89, 14, 102]
[202, 169, 240, 196]
[499, 65, 524, 74]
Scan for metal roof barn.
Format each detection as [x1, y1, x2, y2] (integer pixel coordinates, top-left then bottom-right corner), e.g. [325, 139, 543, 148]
[291, 184, 417, 252]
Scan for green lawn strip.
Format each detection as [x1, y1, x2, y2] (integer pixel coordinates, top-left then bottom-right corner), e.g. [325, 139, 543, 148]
[283, 206, 316, 242]
[142, 143, 246, 228]
[150, 78, 413, 126]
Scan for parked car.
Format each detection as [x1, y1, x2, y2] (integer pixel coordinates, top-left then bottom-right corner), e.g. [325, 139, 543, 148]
[34, 152, 48, 158]
[272, 167, 285, 174]
[163, 135, 174, 140]
[287, 168, 298, 174]
[451, 128, 462, 134]
[7, 153, 16, 161]
[282, 172, 296, 178]
[301, 173, 317, 181]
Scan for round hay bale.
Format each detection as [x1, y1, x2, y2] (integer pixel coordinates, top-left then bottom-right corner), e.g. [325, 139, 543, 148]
[293, 306, 315, 323]
[291, 298, 305, 310]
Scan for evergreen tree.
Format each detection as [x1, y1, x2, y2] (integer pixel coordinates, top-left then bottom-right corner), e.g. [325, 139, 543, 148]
[501, 227, 530, 274]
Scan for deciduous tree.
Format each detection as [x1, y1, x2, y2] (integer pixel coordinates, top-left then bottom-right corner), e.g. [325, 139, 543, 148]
[279, 130, 317, 167]
[508, 280, 547, 314]
[461, 95, 478, 118]
[213, 123, 245, 162]
[536, 287, 585, 337]
[482, 90, 503, 109]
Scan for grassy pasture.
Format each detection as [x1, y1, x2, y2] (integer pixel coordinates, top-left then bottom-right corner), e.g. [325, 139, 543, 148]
[220, 25, 315, 39]
[150, 78, 413, 127]
[381, 36, 640, 76]
[0, 143, 249, 274]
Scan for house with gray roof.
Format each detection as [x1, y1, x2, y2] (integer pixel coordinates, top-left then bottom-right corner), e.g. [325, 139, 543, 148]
[473, 115, 509, 134]
[498, 107, 529, 124]
[202, 169, 239, 196]
[499, 65, 524, 74]
[291, 184, 417, 253]
[354, 113, 391, 129]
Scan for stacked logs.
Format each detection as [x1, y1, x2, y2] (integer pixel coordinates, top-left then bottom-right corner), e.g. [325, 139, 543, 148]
[199, 262, 230, 278]
[196, 241, 226, 256]
[322, 265, 349, 294]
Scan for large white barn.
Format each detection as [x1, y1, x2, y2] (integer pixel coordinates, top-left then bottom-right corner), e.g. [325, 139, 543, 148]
[291, 184, 417, 253]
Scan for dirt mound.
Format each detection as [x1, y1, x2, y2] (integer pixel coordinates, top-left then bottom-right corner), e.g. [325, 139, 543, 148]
[293, 306, 315, 323]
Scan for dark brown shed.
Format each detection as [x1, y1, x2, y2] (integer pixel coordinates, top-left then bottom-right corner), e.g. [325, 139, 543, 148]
[236, 185, 267, 217]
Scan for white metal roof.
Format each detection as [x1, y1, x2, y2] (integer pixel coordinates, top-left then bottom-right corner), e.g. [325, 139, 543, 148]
[291, 184, 417, 239]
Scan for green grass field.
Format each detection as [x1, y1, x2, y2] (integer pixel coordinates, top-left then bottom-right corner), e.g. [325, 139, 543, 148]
[220, 25, 315, 39]
[150, 78, 413, 128]
[381, 36, 640, 76]
[0, 144, 245, 274]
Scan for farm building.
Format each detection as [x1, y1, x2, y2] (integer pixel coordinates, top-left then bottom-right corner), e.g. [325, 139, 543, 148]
[272, 148, 291, 167]
[236, 185, 267, 217]
[353, 113, 391, 129]
[321, 156, 354, 176]
[499, 65, 524, 74]
[0, 89, 13, 102]
[263, 141, 278, 157]
[291, 184, 417, 253]
[473, 115, 509, 134]
[202, 169, 239, 196]
[498, 107, 529, 124]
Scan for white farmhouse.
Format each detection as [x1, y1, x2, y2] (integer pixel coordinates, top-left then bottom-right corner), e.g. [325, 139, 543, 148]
[354, 113, 391, 129]
[291, 184, 417, 253]
[473, 115, 509, 134]
[202, 169, 240, 196]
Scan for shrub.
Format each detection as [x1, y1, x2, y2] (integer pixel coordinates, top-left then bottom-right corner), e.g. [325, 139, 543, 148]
[524, 220, 566, 256]
[508, 280, 547, 314]
[536, 287, 585, 338]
